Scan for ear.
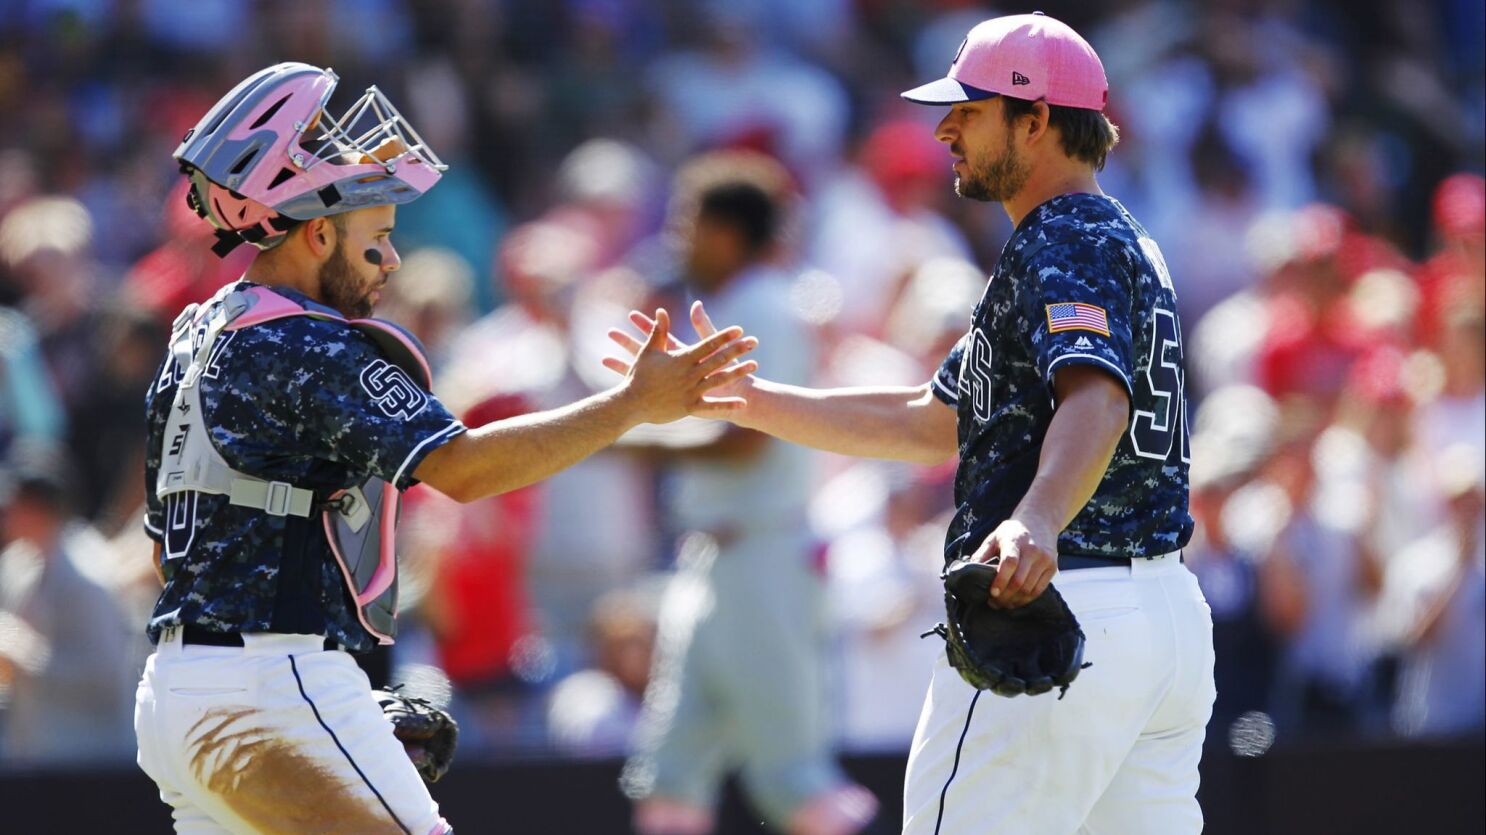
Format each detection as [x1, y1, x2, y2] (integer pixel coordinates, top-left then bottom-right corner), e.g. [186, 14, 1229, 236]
[1021, 100, 1052, 146]
[303, 217, 337, 260]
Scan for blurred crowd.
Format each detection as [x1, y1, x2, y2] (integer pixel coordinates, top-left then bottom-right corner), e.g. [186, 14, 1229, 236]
[1, 0, 1482, 770]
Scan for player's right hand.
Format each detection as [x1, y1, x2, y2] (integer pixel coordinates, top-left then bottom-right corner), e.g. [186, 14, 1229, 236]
[613, 307, 758, 425]
[970, 517, 1060, 609]
[604, 301, 758, 420]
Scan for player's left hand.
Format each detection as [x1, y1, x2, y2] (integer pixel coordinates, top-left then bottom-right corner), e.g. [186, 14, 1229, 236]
[969, 518, 1059, 609]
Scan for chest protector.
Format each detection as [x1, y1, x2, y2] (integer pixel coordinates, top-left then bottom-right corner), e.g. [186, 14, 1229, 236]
[156, 284, 434, 645]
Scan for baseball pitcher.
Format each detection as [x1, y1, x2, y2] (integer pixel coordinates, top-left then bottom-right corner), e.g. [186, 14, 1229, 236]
[608, 14, 1216, 834]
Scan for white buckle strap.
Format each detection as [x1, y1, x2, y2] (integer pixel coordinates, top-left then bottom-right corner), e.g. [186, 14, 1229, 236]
[171, 303, 199, 333]
[228, 478, 315, 517]
[328, 485, 373, 533]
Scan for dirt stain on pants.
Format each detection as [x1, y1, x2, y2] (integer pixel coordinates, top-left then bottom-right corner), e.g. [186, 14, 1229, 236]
[187, 706, 406, 834]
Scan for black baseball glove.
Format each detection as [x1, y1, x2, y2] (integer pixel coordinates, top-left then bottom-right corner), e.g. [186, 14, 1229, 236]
[375, 687, 458, 783]
[923, 559, 1089, 699]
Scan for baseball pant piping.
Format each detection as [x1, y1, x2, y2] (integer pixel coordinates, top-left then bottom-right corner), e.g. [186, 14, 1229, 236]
[933, 690, 981, 835]
[288, 653, 411, 834]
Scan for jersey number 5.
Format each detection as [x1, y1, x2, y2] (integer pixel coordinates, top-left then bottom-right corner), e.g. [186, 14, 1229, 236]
[1130, 308, 1189, 463]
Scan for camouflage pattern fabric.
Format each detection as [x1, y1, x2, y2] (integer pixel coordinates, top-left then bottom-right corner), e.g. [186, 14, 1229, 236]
[142, 282, 464, 653]
[931, 193, 1193, 565]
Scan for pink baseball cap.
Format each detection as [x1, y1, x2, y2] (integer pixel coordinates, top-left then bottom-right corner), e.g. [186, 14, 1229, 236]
[902, 12, 1108, 111]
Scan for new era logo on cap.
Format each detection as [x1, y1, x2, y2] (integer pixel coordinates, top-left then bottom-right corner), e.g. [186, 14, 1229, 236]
[1012, 71, 1030, 86]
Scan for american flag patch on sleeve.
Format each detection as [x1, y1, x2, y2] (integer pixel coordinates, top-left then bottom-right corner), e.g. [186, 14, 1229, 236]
[1046, 302, 1110, 336]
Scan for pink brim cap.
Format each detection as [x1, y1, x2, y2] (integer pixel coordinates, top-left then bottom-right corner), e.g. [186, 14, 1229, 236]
[902, 12, 1109, 111]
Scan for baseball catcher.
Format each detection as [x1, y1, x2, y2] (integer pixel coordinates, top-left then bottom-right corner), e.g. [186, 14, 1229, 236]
[133, 61, 758, 835]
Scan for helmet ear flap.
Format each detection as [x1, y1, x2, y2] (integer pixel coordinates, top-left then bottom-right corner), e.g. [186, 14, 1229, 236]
[182, 164, 291, 257]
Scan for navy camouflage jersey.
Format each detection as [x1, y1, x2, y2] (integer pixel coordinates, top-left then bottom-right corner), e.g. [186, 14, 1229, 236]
[142, 282, 465, 652]
[931, 193, 1192, 565]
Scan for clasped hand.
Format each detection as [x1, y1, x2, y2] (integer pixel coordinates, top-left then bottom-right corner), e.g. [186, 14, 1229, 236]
[606, 302, 758, 421]
[610, 306, 758, 424]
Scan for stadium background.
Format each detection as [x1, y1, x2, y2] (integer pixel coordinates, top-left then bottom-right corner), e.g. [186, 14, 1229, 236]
[0, 0, 1482, 832]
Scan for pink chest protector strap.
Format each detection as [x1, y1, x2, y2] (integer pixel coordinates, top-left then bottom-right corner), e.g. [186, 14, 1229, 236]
[226, 286, 432, 387]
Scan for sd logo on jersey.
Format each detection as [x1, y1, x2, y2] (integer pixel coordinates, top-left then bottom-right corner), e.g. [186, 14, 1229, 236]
[360, 359, 428, 420]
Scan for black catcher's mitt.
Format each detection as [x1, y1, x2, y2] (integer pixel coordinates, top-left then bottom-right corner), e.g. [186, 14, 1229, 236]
[924, 559, 1089, 699]
[375, 687, 458, 782]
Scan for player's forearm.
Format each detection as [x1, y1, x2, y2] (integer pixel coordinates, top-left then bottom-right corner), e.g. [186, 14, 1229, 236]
[734, 379, 957, 465]
[616, 417, 769, 462]
[415, 385, 645, 501]
[1013, 374, 1128, 535]
[1411, 570, 1467, 646]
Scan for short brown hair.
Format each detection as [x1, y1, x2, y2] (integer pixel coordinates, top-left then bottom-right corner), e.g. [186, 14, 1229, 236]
[1000, 97, 1120, 171]
[670, 151, 794, 256]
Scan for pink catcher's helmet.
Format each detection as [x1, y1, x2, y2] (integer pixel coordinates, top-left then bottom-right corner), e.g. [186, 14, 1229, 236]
[174, 62, 446, 256]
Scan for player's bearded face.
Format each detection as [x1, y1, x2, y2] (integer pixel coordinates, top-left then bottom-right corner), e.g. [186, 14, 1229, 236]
[318, 241, 378, 318]
[956, 129, 1031, 203]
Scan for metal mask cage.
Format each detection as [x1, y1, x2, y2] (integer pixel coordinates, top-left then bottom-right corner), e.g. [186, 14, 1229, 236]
[297, 75, 448, 175]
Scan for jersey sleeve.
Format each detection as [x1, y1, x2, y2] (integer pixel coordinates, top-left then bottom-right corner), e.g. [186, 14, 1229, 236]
[142, 355, 170, 542]
[278, 326, 466, 490]
[931, 332, 969, 406]
[1020, 243, 1136, 398]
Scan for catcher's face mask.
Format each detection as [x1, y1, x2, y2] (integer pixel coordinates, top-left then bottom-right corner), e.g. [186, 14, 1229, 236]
[175, 61, 446, 252]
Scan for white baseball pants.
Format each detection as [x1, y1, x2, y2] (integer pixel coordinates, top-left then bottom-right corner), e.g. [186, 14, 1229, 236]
[135, 630, 451, 834]
[903, 551, 1216, 835]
